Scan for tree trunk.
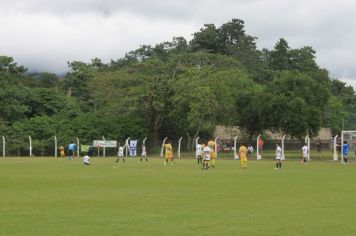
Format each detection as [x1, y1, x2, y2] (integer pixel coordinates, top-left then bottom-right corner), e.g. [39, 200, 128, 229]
[152, 129, 159, 147]
[186, 132, 191, 151]
[191, 126, 201, 152]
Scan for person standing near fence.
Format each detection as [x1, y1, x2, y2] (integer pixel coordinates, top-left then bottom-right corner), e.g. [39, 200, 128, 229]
[275, 143, 282, 170]
[67, 142, 76, 160]
[208, 139, 216, 168]
[258, 137, 264, 155]
[164, 140, 174, 166]
[59, 145, 65, 157]
[343, 141, 349, 163]
[239, 143, 248, 169]
[196, 142, 203, 164]
[202, 142, 210, 170]
[301, 143, 309, 165]
[116, 143, 125, 166]
[139, 144, 148, 163]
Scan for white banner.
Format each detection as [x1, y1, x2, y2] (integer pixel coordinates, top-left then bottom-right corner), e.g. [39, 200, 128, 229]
[130, 140, 138, 156]
[93, 140, 117, 148]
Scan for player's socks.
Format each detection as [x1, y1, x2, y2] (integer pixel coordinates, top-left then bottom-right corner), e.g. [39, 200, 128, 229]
[279, 162, 282, 168]
[276, 163, 279, 169]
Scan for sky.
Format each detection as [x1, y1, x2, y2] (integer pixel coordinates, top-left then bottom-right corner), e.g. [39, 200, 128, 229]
[0, 0, 355, 88]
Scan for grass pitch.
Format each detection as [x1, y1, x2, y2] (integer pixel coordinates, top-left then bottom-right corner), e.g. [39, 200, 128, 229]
[1, 156, 356, 236]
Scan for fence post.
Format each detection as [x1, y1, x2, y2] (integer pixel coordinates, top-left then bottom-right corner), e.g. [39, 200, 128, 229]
[125, 137, 130, 157]
[195, 137, 200, 159]
[76, 137, 80, 158]
[178, 137, 183, 158]
[214, 136, 219, 159]
[29, 136, 32, 157]
[304, 135, 310, 160]
[281, 135, 286, 160]
[160, 137, 168, 158]
[333, 135, 338, 161]
[256, 134, 262, 160]
[234, 136, 238, 159]
[2, 136, 5, 158]
[54, 136, 57, 158]
[103, 136, 106, 157]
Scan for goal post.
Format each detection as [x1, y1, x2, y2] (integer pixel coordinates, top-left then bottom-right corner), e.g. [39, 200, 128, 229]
[333, 135, 338, 161]
[341, 130, 356, 163]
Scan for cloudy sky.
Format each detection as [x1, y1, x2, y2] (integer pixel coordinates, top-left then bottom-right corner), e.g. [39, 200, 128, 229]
[0, 0, 355, 88]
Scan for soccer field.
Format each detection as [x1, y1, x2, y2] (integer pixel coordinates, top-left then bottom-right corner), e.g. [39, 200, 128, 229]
[1, 157, 356, 236]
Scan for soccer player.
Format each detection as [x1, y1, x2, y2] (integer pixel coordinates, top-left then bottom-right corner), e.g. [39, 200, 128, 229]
[202, 142, 211, 170]
[196, 142, 203, 164]
[343, 141, 349, 163]
[116, 143, 125, 165]
[83, 154, 90, 165]
[67, 142, 76, 160]
[275, 143, 282, 169]
[139, 144, 148, 163]
[239, 143, 248, 169]
[164, 140, 174, 166]
[247, 144, 254, 157]
[301, 143, 309, 165]
[208, 139, 216, 167]
[59, 145, 65, 157]
[201, 143, 206, 165]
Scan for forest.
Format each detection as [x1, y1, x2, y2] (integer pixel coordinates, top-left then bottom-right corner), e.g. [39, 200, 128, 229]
[0, 18, 355, 155]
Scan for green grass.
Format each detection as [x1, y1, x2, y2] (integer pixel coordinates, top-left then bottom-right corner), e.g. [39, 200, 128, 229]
[210, 150, 339, 160]
[1, 156, 356, 236]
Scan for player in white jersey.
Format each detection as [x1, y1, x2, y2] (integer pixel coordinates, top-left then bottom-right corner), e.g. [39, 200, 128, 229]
[116, 144, 125, 165]
[139, 144, 148, 163]
[196, 143, 203, 164]
[301, 143, 309, 165]
[83, 154, 90, 165]
[202, 143, 211, 170]
[275, 143, 282, 170]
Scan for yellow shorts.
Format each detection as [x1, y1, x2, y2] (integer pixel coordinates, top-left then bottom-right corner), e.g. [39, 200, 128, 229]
[240, 156, 247, 161]
[210, 151, 216, 159]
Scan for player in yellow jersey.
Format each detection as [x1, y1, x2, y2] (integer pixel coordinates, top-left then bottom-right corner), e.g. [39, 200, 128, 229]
[164, 140, 174, 166]
[208, 139, 216, 167]
[59, 146, 65, 157]
[239, 143, 248, 169]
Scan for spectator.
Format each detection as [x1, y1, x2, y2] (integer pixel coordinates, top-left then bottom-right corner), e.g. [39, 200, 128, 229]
[258, 137, 264, 154]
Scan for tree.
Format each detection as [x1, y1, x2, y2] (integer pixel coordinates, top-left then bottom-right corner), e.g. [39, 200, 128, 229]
[0, 56, 27, 74]
[263, 71, 330, 139]
[269, 38, 291, 70]
[190, 24, 226, 53]
[63, 61, 95, 111]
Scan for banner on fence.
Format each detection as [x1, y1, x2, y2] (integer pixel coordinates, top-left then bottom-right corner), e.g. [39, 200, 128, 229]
[81, 145, 90, 152]
[130, 140, 137, 156]
[93, 140, 117, 148]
